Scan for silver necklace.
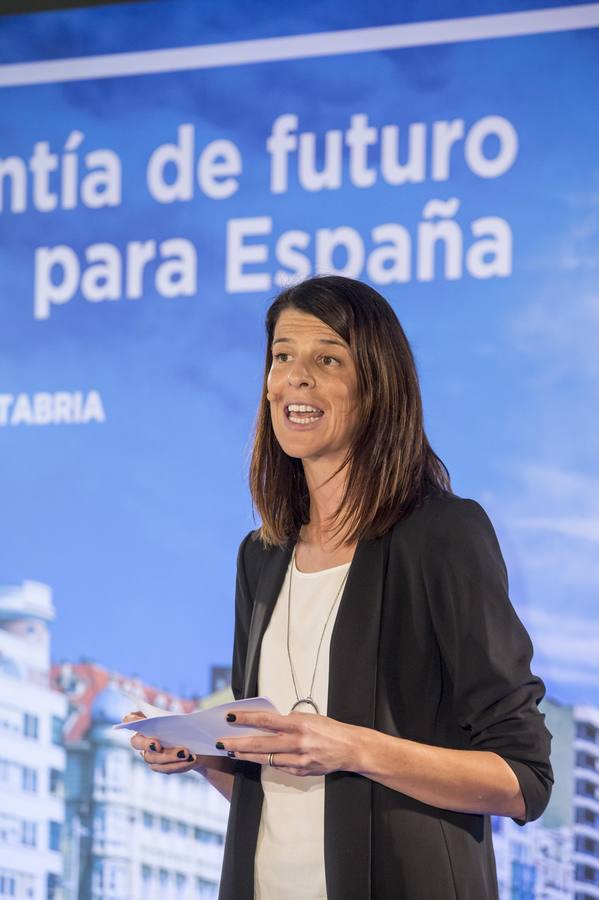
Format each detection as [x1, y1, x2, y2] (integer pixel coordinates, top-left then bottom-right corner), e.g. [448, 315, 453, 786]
[286, 544, 350, 715]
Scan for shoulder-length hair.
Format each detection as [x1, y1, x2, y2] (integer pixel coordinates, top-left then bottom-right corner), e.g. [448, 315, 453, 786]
[249, 275, 451, 548]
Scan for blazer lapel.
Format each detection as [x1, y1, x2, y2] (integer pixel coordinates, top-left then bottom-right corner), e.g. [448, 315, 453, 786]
[240, 531, 391, 900]
[242, 542, 292, 699]
[325, 531, 391, 900]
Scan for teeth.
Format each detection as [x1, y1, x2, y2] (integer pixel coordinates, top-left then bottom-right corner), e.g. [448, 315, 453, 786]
[289, 415, 321, 424]
[287, 404, 323, 413]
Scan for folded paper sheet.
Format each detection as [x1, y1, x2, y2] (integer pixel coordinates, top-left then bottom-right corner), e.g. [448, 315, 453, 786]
[113, 695, 279, 756]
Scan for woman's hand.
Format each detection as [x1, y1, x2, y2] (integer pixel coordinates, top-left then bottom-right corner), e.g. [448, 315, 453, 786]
[217, 710, 358, 776]
[123, 711, 205, 775]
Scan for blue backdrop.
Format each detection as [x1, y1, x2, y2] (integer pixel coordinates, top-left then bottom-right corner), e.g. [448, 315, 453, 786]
[1, 2, 598, 895]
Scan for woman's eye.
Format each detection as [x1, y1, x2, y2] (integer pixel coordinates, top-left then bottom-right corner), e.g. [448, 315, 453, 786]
[321, 355, 339, 366]
[274, 352, 290, 363]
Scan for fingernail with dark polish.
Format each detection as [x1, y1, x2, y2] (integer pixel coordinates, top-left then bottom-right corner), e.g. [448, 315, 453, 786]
[226, 713, 236, 722]
[215, 741, 225, 750]
[177, 750, 186, 759]
[149, 743, 157, 752]
[187, 754, 194, 761]
[227, 751, 236, 758]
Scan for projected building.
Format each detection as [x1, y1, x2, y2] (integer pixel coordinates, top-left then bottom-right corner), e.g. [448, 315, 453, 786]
[4, 574, 599, 900]
[0, 581, 67, 900]
[493, 698, 599, 900]
[543, 700, 599, 900]
[52, 662, 231, 900]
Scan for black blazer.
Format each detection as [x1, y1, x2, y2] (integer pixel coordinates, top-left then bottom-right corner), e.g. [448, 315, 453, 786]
[218, 491, 553, 900]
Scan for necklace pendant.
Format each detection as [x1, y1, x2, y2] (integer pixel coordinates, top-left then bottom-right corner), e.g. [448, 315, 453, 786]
[290, 697, 320, 715]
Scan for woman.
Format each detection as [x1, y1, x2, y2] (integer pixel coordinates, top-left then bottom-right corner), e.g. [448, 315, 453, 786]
[126, 275, 553, 900]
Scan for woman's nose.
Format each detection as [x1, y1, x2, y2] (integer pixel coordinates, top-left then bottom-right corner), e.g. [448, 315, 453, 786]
[287, 365, 315, 388]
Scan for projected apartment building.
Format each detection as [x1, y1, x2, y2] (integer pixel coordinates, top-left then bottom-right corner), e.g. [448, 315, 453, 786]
[2, 576, 599, 899]
[51, 662, 230, 900]
[0, 581, 229, 900]
[0, 581, 67, 900]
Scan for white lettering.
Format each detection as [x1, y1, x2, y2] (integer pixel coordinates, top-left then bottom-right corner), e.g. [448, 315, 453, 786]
[267, 114, 298, 194]
[226, 217, 272, 292]
[34, 245, 80, 321]
[33, 238, 199, 317]
[29, 141, 58, 212]
[0, 394, 14, 425]
[465, 115, 518, 178]
[298, 130, 343, 192]
[156, 238, 197, 297]
[0, 157, 27, 213]
[274, 230, 311, 287]
[81, 149, 121, 208]
[346, 114, 377, 188]
[81, 243, 121, 301]
[197, 140, 241, 199]
[61, 130, 84, 209]
[381, 123, 426, 185]
[147, 124, 194, 204]
[315, 227, 365, 278]
[0, 390, 107, 426]
[367, 223, 411, 284]
[418, 198, 462, 281]
[466, 216, 512, 277]
[431, 120, 465, 182]
[126, 240, 157, 299]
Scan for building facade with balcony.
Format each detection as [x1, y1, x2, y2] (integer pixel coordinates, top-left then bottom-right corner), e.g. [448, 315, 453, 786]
[53, 663, 231, 900]
[572, 705, 599, 900]
[0, 581, 67, 900]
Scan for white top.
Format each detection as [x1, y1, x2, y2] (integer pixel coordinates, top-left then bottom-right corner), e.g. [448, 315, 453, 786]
[254, 555, 351, 900]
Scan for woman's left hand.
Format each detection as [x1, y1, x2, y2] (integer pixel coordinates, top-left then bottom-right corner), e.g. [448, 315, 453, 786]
[217, 710, 359, 777]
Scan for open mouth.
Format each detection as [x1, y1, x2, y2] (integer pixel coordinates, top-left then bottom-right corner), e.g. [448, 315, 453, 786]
[285, 403, 325, 424]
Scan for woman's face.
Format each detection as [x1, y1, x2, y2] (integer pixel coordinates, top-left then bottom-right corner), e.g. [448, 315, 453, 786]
[266, 308, 360, 464]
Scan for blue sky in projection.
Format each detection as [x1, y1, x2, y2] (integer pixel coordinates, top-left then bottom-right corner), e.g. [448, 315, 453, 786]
[0, 2, 598, 701]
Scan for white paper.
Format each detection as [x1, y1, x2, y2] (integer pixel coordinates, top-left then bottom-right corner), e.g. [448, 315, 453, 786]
[113, 695, 280, 756]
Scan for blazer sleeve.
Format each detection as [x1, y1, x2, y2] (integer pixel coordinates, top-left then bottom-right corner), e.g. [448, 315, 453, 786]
[421, 497, 553, 824]
[230, 530, 258, 702]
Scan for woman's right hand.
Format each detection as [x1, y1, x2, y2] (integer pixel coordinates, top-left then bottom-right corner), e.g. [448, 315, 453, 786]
[123, 711, 203, 775]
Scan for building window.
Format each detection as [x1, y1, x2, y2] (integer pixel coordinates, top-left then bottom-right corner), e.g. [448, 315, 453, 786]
[575, 835, 599, 856]
[177, 821, 188, 838]
[511, 860, 535, 899]
[160, 817, 171, 833]
[576, 778, 597, 799]
[51, 716, 63, 746]
[21, 767, 37, 793]
[47, 873, 60, 899]
[576, 750, 598, 771]
[576, 806, 598, 827]
[159, 869, 169, 886]
[21, 820, 37, 847]
[49, 821, 61, 852]
[49, 768, 63, 796]
[141, 865, 151, 882]
[0, 874, 17, 897]
[196, 877, 218, 899]
[22, 714, 38, 740]
[577, 722, 599, 743]
[575, 863, 599, 884]
[143, 812, 153, 828]
[0, 759, 19, 792]
[176, 873, 187, 891]
[194, 827, 224, 845]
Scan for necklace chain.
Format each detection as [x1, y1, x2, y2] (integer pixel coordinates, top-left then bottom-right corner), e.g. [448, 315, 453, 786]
[286, 544, 350, 715]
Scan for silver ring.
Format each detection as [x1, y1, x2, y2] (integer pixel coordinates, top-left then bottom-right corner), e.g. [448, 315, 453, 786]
[268, 752, 277, 767]
[140, 749, 147, 761]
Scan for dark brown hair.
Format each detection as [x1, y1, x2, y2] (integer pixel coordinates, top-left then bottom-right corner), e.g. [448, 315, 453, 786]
[249, 275, 451, 548]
